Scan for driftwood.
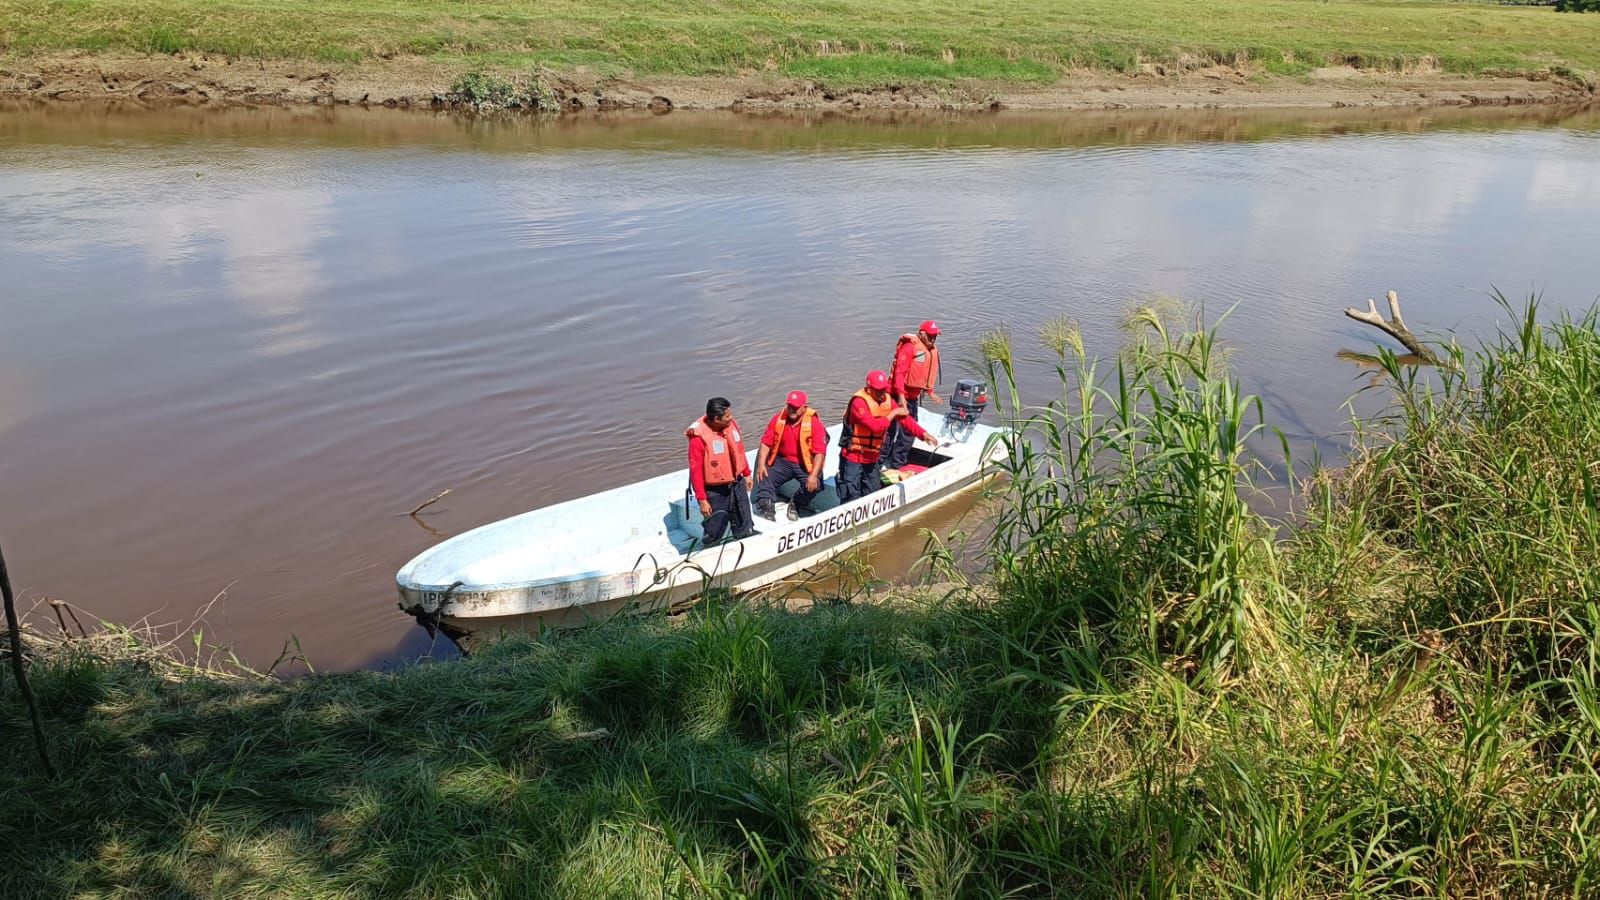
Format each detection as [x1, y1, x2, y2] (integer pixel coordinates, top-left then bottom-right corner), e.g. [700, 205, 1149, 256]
[407, 488, 452, 517]
[1344, 290, 1443, 367]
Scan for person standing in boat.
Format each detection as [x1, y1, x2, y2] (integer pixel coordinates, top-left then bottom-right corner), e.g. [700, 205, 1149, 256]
[883, 320, 943, 475]
[753, 390, 828, 522]
[687, 397, 756, 543]
[838, 371, 936, 503]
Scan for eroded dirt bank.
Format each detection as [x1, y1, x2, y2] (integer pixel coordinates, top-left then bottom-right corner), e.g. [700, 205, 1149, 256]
[3, 52, 1594, 113]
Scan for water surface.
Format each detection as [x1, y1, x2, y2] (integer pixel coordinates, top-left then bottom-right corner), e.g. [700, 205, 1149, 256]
[2, 101, 1597, 670]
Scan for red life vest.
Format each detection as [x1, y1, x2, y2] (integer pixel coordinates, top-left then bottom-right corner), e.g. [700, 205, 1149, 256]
[892, 333, 941, 394]
[686, 417, 746, 486]
[842, 390, 895, 459]
[765, 407, 819, 470]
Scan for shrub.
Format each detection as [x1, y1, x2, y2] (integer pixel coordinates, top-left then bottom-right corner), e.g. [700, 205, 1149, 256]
[448, 72, 561, 111]
[450, 71, 518, 109]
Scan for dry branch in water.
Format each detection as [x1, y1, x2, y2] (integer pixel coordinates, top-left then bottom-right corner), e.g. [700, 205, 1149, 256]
[408, 489, 452, 517]
[1344, 290, 1443, 366]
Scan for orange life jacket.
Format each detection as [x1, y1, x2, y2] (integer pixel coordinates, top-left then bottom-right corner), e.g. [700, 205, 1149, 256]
[686, 417, 746, 486]
[765, 407, 819, 470]
[892, 333, 941, 394]
[842, 390, 895, 459]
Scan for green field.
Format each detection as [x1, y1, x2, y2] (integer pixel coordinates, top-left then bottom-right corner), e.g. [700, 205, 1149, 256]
[3, 0, 1600, 87]
[6, 296, 1600, 896]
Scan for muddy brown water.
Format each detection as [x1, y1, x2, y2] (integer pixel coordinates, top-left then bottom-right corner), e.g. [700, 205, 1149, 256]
[2, 101, 1597, 671]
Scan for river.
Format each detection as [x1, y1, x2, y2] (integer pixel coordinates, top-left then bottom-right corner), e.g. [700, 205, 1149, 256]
[2, 101, 1597, 671]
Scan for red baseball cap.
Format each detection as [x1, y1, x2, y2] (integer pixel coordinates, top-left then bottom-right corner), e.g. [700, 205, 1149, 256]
[786, 390, 807, 408]
[865, 370, 890, 390]
[919, 320, 941, 336]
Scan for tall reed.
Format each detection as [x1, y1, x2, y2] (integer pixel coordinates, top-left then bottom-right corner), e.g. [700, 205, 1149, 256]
[981, 305, 1276, 683]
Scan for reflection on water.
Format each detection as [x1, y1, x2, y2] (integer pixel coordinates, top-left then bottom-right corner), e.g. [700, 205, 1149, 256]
[1335, 350, 1431, 386]
[3, 99, 1594, 152]
[1, 101, 1597, 670]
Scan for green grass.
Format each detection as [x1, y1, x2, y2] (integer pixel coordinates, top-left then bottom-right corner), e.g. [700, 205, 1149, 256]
[4, 295, 1600, 895]
[2, 0, 1599, 89]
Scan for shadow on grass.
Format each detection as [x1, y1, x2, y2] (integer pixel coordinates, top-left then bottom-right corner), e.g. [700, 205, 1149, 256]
[1, 594, 1088, 896]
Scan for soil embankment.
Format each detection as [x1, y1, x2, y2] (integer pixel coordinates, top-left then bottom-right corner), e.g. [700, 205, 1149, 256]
[4, 52, 1593, 113]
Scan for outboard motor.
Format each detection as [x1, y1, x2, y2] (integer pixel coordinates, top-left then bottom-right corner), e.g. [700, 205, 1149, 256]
[941, 378, 989, 442]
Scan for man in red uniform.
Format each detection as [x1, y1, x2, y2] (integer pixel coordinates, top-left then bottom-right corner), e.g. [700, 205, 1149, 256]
[687, 396, 754, 543]
[754, 390, 828, 522]
[884, 320, 943, 473]
[838, 371, 936, 503]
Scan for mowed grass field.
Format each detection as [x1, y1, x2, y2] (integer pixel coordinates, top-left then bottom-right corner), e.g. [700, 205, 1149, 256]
[3, 0, 1599, 86]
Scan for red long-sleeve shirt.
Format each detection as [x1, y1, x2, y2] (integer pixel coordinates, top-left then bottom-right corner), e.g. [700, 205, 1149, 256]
[892, 338, 939, 401]
[843, 396, 929, 464]
[760, 411, 828, 467]
[688, 425, 750, 502]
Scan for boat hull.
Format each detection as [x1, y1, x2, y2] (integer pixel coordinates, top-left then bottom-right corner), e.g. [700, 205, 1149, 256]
[398, 417, 1005, 619]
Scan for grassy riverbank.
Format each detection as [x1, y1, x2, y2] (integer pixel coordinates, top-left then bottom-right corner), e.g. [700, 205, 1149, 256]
[3, 0, 1600, 91]
[5, 298, 1600, 896]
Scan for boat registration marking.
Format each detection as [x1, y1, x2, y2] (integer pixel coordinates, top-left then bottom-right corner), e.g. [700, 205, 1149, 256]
[420, 589, 488, 605]
[775, 492, 900, 553]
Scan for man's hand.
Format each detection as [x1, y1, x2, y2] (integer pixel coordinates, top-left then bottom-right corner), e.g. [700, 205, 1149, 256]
[919, 433, 940, 447]
[698, 499, 713, 517]
[754, 463, 767, 484]
[804, 473, 821, 493]
[925, 392, 942, 406]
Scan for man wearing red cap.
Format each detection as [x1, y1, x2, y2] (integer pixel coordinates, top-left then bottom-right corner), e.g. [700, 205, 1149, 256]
[885, 320, 943, 473]
[838, 370, 936, 503]
[753, 390, 828, 521]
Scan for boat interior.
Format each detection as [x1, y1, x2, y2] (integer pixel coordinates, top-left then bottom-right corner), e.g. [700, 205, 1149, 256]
[664, 444, 954, 553]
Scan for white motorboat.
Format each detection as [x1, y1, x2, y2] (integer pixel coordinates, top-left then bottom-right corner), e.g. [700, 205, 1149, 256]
[396, 405, 1006, 620]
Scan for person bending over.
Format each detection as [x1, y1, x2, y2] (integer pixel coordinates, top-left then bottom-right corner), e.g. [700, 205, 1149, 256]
[837, 371, 935, 503]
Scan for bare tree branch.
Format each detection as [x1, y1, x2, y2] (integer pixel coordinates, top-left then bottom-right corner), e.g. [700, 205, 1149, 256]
[1, 539, 57, 778]
[1343, 290, 1443, 366]
[46, 597, 80, 640]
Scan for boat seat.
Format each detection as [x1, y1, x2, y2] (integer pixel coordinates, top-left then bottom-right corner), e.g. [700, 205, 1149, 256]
[665, 499, 763, 553]
[663, 474, 848, 554]
[775, 478, 842, 511]
[667, 497, 705, 549]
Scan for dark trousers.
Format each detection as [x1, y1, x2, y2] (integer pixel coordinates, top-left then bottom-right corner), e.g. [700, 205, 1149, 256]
[883, 394, 922, 470]
[836, 456, 881, 504]
[702, 479, 754, 543]
[756, 457, 821, 513]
